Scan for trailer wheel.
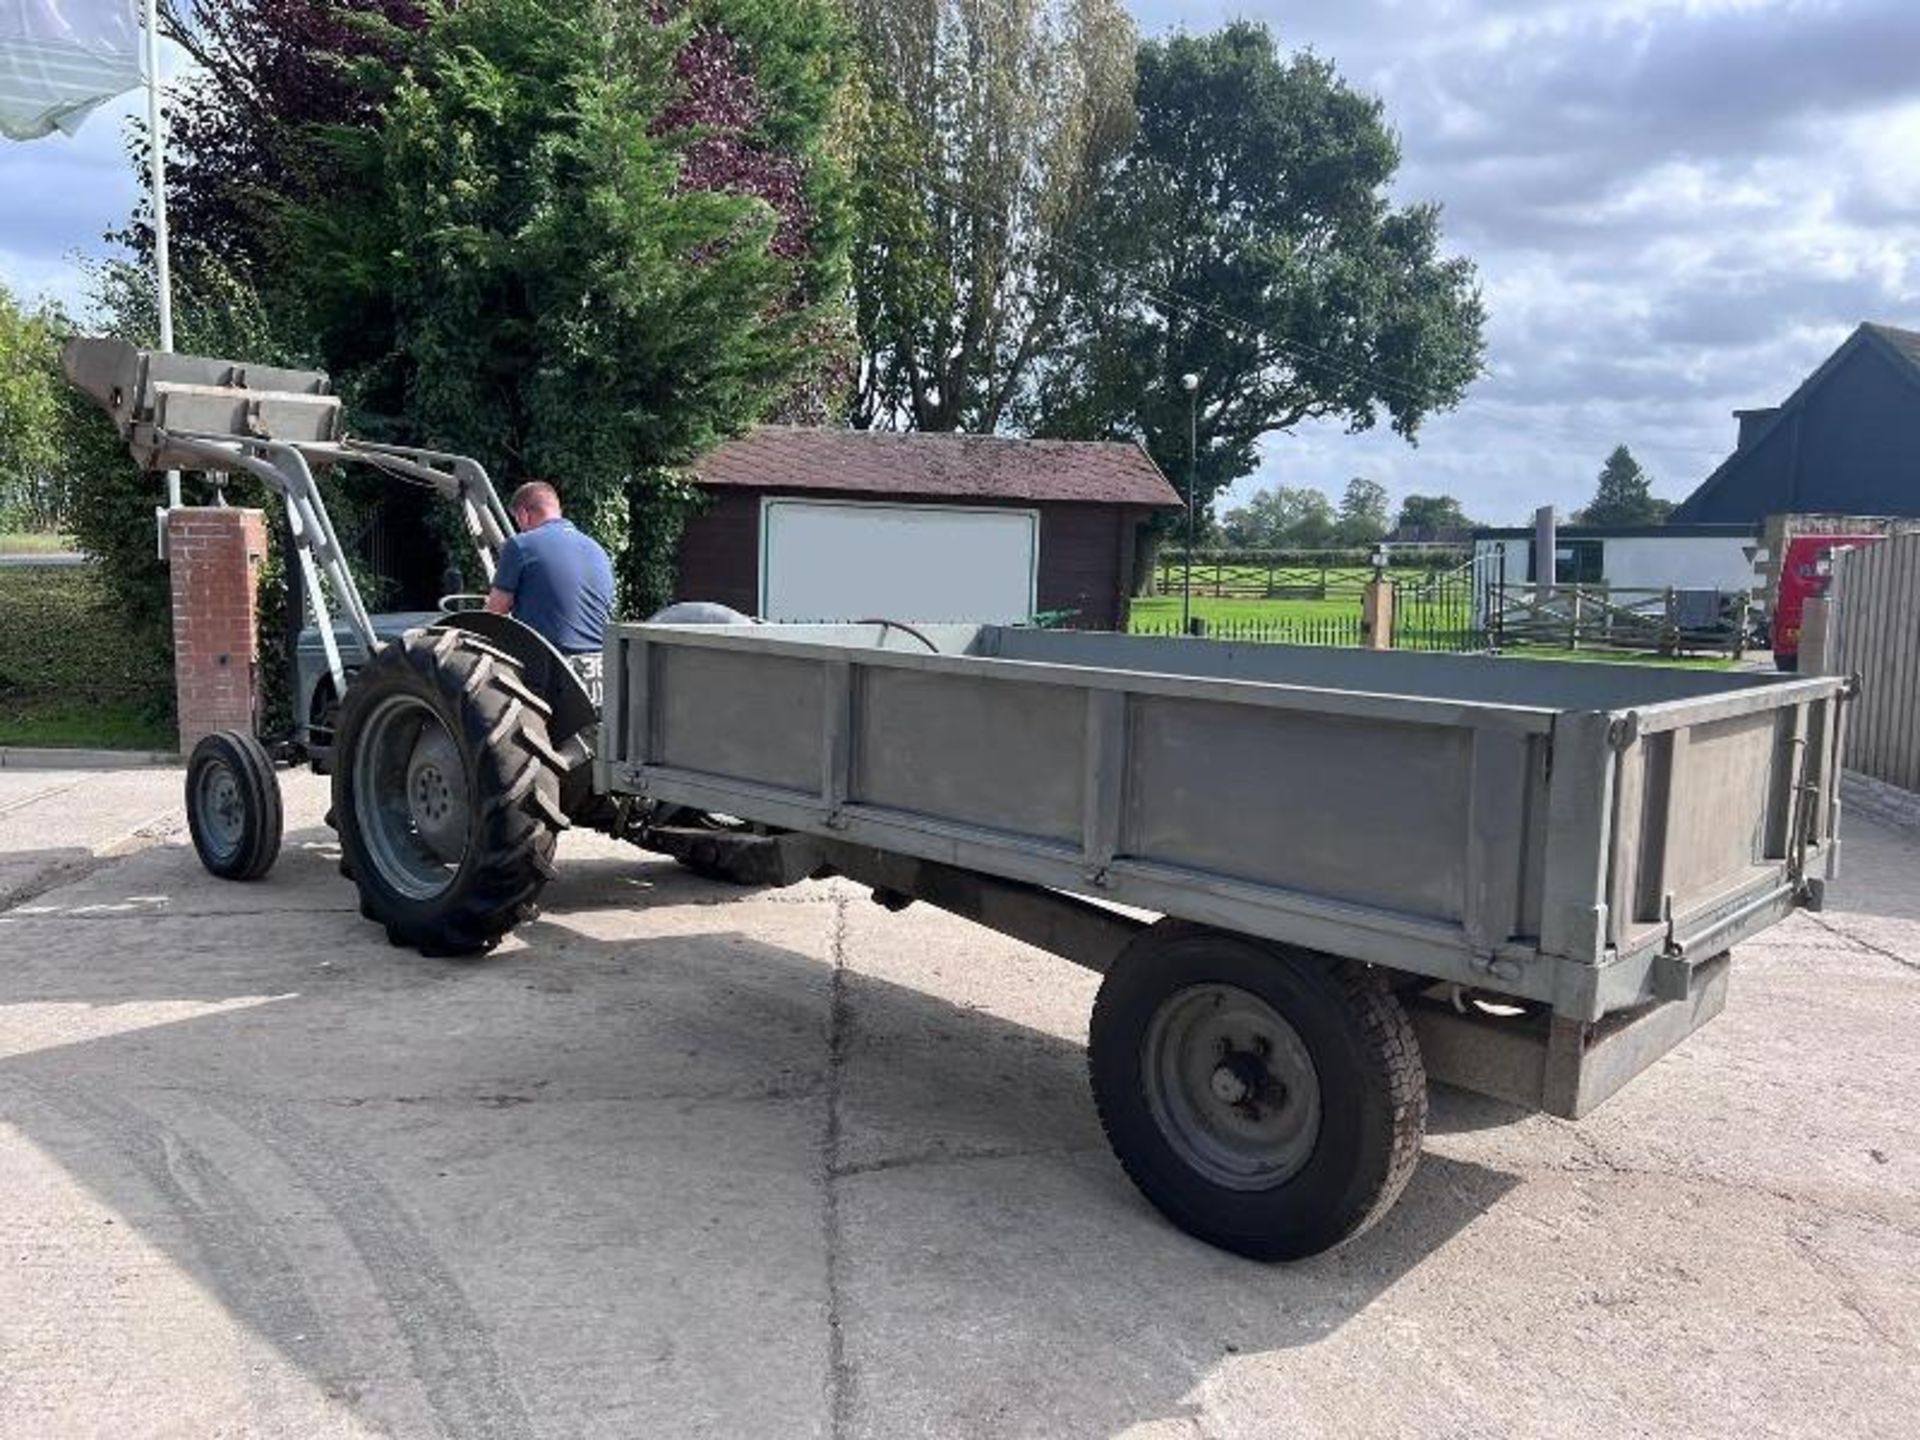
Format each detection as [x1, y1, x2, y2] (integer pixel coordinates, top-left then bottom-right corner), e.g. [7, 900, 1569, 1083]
[332, 628, 567, 956]
[185, 729, 283, 881]
[1088, 921, 1426, 1260]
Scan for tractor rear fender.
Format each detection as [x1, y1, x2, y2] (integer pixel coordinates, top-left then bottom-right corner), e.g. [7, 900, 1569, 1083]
[434, 611, 599, 746]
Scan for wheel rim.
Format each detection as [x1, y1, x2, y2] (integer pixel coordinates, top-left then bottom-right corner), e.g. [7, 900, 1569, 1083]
[193, 759, 246, 862]
[1141, 983, 1323, 1191]
[352, 695, 471, 900]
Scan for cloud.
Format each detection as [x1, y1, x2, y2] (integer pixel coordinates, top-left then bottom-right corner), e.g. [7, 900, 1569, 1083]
[1139, 0, 1920, 522]
[5, 9, 1917, 525]
[0, 117, 136, 248]
[0, 37, 190, 310]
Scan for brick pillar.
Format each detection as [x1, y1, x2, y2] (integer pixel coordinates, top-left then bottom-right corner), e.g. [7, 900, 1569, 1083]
[167, 508, 269, 754]
[1362, 577, 1395, 651]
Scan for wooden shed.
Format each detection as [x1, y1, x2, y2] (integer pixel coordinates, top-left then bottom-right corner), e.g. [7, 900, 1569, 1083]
[672, 426, 1183, 629]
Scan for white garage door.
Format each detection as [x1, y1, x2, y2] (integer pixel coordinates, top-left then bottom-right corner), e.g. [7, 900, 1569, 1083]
[760, 498, 1039, 623]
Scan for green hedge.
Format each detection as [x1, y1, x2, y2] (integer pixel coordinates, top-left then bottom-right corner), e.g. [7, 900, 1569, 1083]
[0, 564, 173, 717]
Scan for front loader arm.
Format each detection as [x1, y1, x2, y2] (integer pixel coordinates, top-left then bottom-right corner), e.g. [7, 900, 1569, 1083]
[59, 336, 517, 697]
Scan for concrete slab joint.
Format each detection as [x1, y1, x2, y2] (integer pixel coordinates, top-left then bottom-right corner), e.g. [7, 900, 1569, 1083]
[2, 768, 1919, 1434]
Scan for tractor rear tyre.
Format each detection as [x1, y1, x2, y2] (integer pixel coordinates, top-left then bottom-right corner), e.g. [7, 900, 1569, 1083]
[1088, 920, 1427, 1261]
[331, 628, 568, 956]
[186, 729, 283, 881]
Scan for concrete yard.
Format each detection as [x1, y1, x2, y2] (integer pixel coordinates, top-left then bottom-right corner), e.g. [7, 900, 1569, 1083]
[1, 766, 1916, 1438]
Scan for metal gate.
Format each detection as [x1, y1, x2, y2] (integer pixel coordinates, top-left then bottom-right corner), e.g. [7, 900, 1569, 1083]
[1392, 550, 1502, 652]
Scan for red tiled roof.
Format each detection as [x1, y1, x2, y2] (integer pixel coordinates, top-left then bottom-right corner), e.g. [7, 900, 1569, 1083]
[692, 425, 1183, 508]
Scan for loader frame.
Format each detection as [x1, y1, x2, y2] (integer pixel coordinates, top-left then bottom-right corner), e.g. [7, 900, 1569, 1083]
[61, 337, 526, 748]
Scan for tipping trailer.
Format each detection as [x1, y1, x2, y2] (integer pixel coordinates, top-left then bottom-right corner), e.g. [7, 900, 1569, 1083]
[596, 622, 1849, 1256]
[65, 339, 1854, 1259]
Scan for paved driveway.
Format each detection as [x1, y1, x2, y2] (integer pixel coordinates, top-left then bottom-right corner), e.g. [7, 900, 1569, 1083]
[1, 768, 1916, 1437]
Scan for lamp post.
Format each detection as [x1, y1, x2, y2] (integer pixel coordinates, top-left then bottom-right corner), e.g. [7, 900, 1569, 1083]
[1180, 372, 1200, 633]
[143, 0, 180, 513]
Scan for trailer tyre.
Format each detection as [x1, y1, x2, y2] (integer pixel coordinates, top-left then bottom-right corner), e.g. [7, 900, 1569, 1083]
[331, 628, 567, 956]
[186, 729, 283, 881]
[1088, 921, 1426, 1261]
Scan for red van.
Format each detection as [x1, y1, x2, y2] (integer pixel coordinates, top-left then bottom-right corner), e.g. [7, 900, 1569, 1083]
[1772, 532, 1883, 670]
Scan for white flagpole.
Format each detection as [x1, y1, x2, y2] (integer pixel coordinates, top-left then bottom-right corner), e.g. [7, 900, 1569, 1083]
[143, 0, 180, 509]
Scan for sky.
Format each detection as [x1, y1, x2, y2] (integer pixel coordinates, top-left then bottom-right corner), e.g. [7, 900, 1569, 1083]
[1134, 0, 1920, 521]
[3, 3, 1918, 524]
[0, 27, 188, 307]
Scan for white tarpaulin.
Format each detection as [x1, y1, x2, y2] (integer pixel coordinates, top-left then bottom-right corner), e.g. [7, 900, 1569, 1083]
[0, 0, 142, 141]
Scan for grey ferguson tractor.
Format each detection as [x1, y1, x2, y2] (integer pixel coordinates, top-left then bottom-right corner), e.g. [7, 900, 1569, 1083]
[64, 338, 740, 953]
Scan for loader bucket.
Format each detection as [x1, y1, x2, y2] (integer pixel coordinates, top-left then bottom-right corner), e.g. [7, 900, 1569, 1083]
[61, 336, 343, 473]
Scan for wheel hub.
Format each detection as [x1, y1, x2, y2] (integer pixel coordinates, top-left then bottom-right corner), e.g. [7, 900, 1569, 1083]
[1208, 1061, 1249, 1106]
[405, 724, 468, 863]
[1208, 1050, 1284, 1110]
[196, 762, 245, 857]
[352, 694, 472, 900]
[1142, 983, 1323, 1191]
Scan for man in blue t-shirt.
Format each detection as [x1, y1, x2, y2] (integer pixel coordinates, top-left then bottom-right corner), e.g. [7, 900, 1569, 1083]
[485, 481, 616, 654]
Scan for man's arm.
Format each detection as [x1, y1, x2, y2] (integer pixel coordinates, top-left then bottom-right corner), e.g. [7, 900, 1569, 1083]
[486, 538, 525, 615]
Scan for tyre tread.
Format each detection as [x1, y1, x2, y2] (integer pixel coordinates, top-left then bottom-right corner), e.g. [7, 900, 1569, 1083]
[1087, 919, 1427, 1261]
[186, 728, 283, 881]
[332, 628, 564, 955]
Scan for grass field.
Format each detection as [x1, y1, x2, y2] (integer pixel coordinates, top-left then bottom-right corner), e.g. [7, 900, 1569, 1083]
[1497, 645, 1738, 671]
[0, 701, 173, 750]
[1132, 575, 1473, 630]
[0, 531, 77, 555]
[1128, 591, 1742, 667]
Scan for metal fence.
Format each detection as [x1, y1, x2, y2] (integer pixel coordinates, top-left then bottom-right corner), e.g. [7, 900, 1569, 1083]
[1128, 551, 1500, 654]
[1831, 532, 1920, 791]
[1131, 614, 1365, 647]
[1394, 550, 1501, 653]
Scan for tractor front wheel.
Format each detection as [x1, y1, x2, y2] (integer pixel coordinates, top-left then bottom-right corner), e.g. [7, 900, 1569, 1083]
[332, 628, 567, 955]
[186, 729, 283, 881]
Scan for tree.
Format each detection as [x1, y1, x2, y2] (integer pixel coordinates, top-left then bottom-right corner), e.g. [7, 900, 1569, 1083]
[1281, 488, 1337, 548]
[270, 0, 855, 610]
[1220, 490, 1273, 548]
[154, 3, 433, 275]
[0, 286, 69, 532]
[846, 0, 1137, 432]
[1335, 477, 1390, 547]
[1219, 485, 1335, 548]
[138, 1, 857, 610]
[1578, 445, 1670, 527]
[1393, 494, 1476, 537]
[1028, 22, 1485, 533]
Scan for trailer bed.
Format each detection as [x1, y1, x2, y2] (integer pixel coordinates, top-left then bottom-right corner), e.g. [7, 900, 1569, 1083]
[601, 624, 1846, 1025]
